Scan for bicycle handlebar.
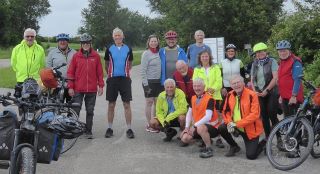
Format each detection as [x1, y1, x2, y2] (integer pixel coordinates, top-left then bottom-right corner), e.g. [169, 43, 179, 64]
[300, 75, 317, 91]
[53, 63, 67, 71]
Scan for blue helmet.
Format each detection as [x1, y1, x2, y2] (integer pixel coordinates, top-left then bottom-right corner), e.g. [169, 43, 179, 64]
[276, 40, 291, 50]
[56, 33, 70, 41]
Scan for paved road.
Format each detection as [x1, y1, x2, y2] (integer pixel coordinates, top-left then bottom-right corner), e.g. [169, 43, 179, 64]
[0, 65, 319, 174]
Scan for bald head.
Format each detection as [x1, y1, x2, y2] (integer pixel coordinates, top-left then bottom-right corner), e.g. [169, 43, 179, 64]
[176, 60, 188, 76]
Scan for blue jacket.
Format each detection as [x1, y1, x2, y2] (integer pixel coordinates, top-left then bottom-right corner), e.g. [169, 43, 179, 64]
[159, 46, 187, 85]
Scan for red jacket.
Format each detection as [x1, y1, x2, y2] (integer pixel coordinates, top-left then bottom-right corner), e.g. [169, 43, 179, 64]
[278, 54, 304, 103]
[67, 48, 104, 93]
[173, 68, 195, 104]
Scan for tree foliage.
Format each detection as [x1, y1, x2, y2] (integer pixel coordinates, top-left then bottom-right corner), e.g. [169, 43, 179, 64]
[0, 0, 50, 47]
[147, 0, 284, 48]
[268, 1, 320, 86]
[80, 0, 165, 49]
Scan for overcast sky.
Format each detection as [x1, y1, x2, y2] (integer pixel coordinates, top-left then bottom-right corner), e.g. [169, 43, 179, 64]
[39, 0, 294, 37]
[38, 0, 154, 37]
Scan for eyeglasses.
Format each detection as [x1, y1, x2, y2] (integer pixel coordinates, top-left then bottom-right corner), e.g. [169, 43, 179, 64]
[81, 41, 91, 45]
[227, 50, 235, 53]
[25, 36, 35, 38]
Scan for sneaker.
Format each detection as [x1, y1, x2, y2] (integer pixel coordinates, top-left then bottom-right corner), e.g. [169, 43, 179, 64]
[163, 128, 177, 142]
[257, 139, 267, 156]
[85, 131, 93, 139]
[225, 145, 241, 157]
[179, 141, 189, 147]
[105, 128, 113, 138]
[126, 129, 135, 139]
[216, 138, 225, 148]
[199, 147, 214, 158]
[146, 125, 160, 133]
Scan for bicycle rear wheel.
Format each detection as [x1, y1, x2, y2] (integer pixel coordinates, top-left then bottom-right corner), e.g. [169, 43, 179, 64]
[266, 116, 314, 171]
[16, 147, 36, 174]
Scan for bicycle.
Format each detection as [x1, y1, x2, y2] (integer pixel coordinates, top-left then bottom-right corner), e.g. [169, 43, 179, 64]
[266, 77, 316, 171]
[0, 91, 84, 174]
[40, 63, 80, 154]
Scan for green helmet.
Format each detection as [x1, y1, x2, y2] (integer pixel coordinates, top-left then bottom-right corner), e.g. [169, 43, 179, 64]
[253, 42, 268, 53]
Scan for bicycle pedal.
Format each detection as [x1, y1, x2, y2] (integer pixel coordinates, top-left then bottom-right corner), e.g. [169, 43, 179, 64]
[0, 161, 9, 169]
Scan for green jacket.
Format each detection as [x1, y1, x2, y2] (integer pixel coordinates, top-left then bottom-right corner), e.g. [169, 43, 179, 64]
[193, 64, 222, 100]
[156, 88, 188, 126]
[11, 40, 45, 82]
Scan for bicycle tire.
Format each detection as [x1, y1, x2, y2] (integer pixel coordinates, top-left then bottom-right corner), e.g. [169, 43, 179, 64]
[16, 147, 36, 174]
[266, 117, 314, 171]
[36, 107, 79, 154]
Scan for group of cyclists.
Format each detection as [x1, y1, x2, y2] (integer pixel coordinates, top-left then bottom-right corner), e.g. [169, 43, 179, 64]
[9, 27, 305, 160]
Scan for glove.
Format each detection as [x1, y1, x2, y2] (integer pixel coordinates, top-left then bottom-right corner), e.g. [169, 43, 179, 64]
[144, 85, 152, 95]
[227, 122, 236, 133]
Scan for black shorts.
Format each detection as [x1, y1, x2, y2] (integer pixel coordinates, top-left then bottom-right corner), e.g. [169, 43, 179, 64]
[142, 80, 163, 98]
[106, 77, 132, 102]
[193, 124, 219, 139]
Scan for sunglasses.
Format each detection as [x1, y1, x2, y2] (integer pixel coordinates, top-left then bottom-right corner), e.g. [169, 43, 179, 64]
[25, 36, 35, 38]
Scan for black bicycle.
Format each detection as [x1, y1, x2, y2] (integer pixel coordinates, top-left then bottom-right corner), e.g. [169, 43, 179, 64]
[266, 77, 317, 171]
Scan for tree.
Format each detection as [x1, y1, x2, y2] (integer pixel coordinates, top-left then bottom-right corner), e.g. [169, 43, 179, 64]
[147, 0, 284, 48]
[0, 0, 50, 46]
[268, 1, 320, 86]
[80, 0, 165, 49]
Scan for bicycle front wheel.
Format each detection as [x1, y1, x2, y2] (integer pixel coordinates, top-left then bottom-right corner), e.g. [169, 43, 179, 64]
[266, 116, 314, 171]
[16, 147, 36, 174]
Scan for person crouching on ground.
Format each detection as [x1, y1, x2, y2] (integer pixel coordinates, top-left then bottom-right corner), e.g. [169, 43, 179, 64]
[218, 75, 265, 160]
[149, 79, 188, 142]
[180, 78, 222, 158]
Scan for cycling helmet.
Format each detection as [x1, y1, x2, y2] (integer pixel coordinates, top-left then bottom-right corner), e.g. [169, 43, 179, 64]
[21, 78, 41, 98]
[165, 30, 178, 39]
[80, 33, 92, 42]
[313, 89, 320, 106]
[276, 40, 291, 50]
[253, 42, 268, 53]
[226, 44, 237, 51]
[48, 115, 86, 139]
[39, 68, 58, 88]
[56, 33, 70, 41]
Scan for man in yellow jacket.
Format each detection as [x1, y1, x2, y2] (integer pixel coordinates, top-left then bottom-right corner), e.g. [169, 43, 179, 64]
[11, 28, 45, 97]
[150, 78, 188, 142]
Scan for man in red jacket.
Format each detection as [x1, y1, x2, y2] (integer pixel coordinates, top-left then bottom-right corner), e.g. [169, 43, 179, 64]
[67, 33, 104, 139]
[173, 60, 195, 105]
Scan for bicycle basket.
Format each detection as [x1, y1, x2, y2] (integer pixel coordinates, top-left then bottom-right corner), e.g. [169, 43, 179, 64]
[40, 68, 58, 88]
[21, 78, 41, 97]
[48, 115, 86, 139]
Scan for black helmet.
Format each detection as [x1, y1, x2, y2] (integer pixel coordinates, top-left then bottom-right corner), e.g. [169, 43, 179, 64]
[226, 44, 237, 51]
[48, 115, 86, 139]
[21, 78, 41, 98]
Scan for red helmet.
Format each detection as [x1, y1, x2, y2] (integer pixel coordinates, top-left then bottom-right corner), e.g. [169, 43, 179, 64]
[40, 68, 58, 88]
[165, 30, 178, 39]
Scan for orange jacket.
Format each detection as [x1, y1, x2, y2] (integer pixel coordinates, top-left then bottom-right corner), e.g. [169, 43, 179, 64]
[191, 93, 220, 128]
[223, 87, 263, 140]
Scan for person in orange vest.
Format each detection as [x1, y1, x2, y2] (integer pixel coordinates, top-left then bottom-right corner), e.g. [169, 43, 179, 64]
[218, 75, 265, 160]
[180, 78, 221, 158]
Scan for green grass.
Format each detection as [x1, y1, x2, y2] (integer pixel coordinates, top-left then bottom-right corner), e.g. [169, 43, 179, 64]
[0, 47, 12, 59]
[0, 67, 16, 88]
[0, 50, 143, 88]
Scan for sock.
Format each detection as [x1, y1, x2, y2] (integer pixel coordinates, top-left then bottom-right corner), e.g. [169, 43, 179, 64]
[108, 123, 112, 129]
[127, 124, 131, 130]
